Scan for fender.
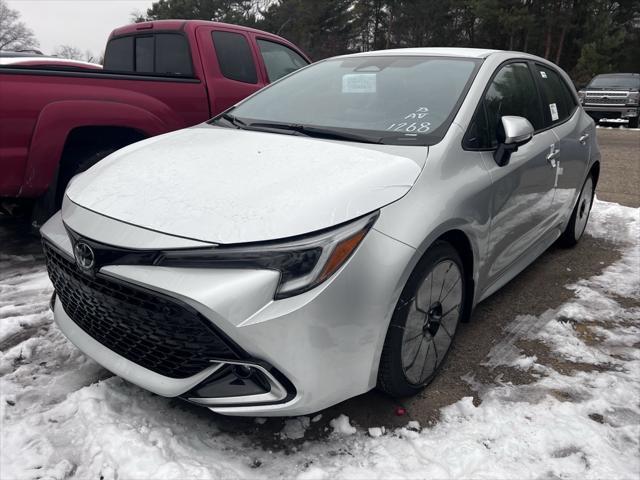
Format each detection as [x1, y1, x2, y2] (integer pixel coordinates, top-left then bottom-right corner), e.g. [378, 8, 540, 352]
[19, 100, 171, 197]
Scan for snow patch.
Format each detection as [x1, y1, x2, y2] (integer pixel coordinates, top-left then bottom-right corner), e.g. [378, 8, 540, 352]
[329, 414, 356, 435]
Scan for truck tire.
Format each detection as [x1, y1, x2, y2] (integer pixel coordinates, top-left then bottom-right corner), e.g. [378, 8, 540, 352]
[628, 117, 639, 129]
[31, 148, 116, 230]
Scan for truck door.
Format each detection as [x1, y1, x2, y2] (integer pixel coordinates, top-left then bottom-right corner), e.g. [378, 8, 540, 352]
[196, 26, 267, 115]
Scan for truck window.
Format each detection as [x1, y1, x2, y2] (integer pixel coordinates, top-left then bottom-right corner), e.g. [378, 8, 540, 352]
[135, 36, 154, 73]
[536, 64, 576, 125]
[104, 36, 134, 71]
[104, 33, 192, 76]
[211, 31, 257, 84]
[156, 34, 192, 76]
[257, 39, 308, 82]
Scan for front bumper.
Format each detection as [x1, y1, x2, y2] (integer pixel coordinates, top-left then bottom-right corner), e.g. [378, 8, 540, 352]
[583, 105, 639, 117]
[42, 205, 415, 416]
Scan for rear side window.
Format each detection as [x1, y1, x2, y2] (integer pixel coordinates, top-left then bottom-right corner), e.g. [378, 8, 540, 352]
[212, 31, 258, 84]
[155, 34, 192, 75]
[103, 36, 133, 71]
[104, 33, 192, 76]
[257, 39, 308, 82]
[536, 64, 576, 125]
[465, 62, 544, 149]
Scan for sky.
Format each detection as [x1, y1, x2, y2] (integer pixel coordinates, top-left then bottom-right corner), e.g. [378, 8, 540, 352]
[8, 0, 155, 58]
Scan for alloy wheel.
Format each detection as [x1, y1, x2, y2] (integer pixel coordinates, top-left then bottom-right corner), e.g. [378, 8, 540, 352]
[400, 260, 463, 385]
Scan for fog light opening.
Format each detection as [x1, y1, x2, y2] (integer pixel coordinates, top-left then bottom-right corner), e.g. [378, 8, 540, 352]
[233, 365, 253, 379]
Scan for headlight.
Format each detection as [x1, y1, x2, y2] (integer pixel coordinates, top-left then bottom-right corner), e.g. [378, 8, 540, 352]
[628, 92, 639, 105]
[157, 212, 379, 299]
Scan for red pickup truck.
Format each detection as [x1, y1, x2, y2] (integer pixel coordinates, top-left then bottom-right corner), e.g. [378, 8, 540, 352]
[0, 20, 309, 222]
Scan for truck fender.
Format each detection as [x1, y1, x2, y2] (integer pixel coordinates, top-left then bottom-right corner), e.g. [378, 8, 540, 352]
[21, 100, 170, 196]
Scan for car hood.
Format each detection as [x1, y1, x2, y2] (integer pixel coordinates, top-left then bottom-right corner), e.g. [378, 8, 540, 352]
[65, 125, 426, 244]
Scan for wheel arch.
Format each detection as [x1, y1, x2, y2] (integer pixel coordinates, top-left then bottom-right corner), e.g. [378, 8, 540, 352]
[392, 225, 479, 325]
[589, 160, 600, 188]
[21, 99, 169, 197]
[434, 229, 476, 322]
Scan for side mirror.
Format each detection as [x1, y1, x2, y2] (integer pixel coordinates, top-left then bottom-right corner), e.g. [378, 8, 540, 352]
[493, 116, 534, 167]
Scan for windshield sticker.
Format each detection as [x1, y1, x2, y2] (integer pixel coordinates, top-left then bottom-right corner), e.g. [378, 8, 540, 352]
[403, 107, 430, 120]
[386, 107, 431, 133]
[549, 103, 559, 121]
[386, 122, 431, 133]
[540, 71, 548, 79]
[342, 74, 377, 93]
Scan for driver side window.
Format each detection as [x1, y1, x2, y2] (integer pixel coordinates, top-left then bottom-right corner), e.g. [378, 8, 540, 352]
[465, 62, 544, 149]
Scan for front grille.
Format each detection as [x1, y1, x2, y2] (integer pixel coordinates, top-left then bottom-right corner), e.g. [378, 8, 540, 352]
[585, 96, 627, 105]
[43, 241, 241, 378]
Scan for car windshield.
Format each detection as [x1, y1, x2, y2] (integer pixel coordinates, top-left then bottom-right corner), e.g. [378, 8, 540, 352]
[588, 75, 640, 89]
[213, 56, 481, 145]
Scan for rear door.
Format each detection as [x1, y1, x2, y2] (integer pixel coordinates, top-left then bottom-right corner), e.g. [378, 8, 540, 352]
[533, 63, 591, 216]
[196, 26, 266, 115]
[465, 61, 558, 281]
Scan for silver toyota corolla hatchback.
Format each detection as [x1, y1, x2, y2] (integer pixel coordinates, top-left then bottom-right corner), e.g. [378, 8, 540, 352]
[42, 48, 599, 416]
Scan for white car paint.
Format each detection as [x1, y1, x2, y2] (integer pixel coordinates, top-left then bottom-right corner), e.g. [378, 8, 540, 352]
[66, 125, 426, 244]
[0, 57, 102, 68]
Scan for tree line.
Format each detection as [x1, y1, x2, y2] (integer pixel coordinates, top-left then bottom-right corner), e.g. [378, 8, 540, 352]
[136, 0, 640, 85]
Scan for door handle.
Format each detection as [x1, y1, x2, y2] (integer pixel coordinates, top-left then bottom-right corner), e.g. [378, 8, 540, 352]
[579, 133, 590, 145]
[546, 145, 560, 167]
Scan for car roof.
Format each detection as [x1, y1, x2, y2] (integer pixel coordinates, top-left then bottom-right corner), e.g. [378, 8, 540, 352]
[0, 56, 102, 69]
[343, 47, 502, 59]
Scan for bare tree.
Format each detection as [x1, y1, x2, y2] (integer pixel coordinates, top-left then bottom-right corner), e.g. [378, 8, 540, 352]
[0, 0, 39, 51]
[53, 44, 84, 61]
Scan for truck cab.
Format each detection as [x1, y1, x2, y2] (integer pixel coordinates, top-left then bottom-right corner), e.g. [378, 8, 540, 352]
[0, 20, 309, 222]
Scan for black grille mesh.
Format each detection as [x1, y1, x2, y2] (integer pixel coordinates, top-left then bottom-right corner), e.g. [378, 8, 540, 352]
[43, 242, 239, 378]
[585, 96, 627, 105]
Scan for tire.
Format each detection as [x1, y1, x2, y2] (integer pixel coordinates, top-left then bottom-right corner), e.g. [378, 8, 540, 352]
[628, 116, 639, 129]
[31, 148, 116, 230]
[378, 240, 468, 397]
[558, 173, 595, 247]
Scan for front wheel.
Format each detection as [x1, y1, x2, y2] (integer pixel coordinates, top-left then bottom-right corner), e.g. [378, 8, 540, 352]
[558, 174, 595, 247]
[628, 116, 639, 129]
[378, 241, 467, 397]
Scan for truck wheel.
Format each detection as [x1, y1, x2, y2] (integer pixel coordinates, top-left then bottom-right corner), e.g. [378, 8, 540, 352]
[31, 148, 116, 230]
[377, 241, 468, 397]
[628, 117, 639, 129]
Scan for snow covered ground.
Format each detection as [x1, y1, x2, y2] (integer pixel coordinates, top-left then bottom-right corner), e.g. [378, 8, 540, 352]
[1, 198, 638, 479]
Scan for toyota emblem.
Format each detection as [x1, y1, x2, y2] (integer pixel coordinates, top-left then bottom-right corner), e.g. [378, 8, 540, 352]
[74, 242, 95, 270]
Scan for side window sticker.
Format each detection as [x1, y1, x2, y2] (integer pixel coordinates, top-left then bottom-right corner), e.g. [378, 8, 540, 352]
[549, 103, 559, 121]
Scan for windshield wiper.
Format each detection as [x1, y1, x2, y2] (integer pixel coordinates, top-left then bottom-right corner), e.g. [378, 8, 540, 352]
[219, 112, 248, 129]
[248, 122, 384, 144]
